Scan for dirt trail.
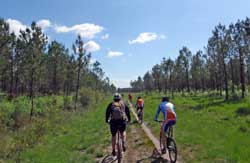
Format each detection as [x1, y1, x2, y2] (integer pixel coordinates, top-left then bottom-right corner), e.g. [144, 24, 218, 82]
[99, 102, 184, 163]
[123, 121, 156, 163]
[99, 117, 166, 163]
[100, 116, 168, 163]
[129, 103, 184, 163]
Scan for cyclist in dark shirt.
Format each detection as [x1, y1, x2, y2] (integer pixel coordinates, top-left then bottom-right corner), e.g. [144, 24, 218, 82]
[106, 93, 131, 156]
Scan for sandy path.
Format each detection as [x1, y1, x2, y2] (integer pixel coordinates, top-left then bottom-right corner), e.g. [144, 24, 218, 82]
[99, 102, 184, 163]
[129, 103, 184, 163]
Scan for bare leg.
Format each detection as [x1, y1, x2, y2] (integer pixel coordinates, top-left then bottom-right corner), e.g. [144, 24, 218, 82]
[121, 131, 127, 151]
[170, 126, 174, 137]
[121, 131, 126, 143]
[161, 130, 166, 150]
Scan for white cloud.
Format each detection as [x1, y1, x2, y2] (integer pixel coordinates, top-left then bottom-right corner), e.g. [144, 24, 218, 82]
[129, 32, 166, 45]
[6, 18, 52, 36]
[101, 33, 109, 39]
[107, 51, 123, 58]
[54, 23, 104, 38]
[83, 41, 100, 52]
[6, 19, 27, 35]
[37, 19, 51, 29]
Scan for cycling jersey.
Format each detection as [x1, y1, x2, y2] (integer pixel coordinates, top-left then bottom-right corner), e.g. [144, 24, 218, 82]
[136, 99, 144, 108]
[106, 101, 131, 122]
[154, 101, 177, 122]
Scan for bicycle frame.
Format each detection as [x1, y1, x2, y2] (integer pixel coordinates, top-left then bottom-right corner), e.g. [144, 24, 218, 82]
[137, 109, 143, 123]
[116, 130, 123, 163]
[156, 120, 177, 163]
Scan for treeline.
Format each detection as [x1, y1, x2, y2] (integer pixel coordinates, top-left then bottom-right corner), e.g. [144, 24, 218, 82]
[131, 18, 250, 100]
[0, 18, 116, 118]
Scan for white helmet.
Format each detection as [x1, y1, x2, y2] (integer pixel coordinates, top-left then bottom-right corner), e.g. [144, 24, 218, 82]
[113, 93, 121, 100]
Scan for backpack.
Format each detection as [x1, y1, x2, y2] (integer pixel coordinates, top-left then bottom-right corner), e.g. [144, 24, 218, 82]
[137, 99, 143, 107]
[111, 101, 126, 120]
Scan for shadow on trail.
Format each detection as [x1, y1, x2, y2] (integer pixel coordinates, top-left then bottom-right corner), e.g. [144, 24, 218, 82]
[136, 148, 170, 163]
[136, 157, 169, 163]
[101, 155, 116, 163]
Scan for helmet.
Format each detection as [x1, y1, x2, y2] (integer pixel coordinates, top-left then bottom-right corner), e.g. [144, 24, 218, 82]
[162, 96, 169, 102]
[113, 93, 121, 100]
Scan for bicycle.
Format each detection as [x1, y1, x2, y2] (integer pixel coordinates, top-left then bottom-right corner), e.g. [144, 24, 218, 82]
[137, 108, 143, 124]
[155, 120, 177, 163]
[116, 129, 123, 163]
[110, 121, 129, 163]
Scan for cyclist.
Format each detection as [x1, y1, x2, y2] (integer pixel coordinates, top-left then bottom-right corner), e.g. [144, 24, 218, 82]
[106, 93, 131, 156]
[128, 93, 133, 103]
[135, 96, 144, 119]
[154, 96, 177, 154]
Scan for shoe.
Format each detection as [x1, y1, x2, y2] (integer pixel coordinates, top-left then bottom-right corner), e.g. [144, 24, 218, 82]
[161, 148, 166, 154]
[122, 143, 127, 152]
[112, 149, 116, 156]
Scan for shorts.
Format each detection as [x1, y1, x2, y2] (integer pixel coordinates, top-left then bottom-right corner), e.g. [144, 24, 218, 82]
[110, 119, 126, 136]
[136, 107, 143, 111]
[161, 120, 176, 132]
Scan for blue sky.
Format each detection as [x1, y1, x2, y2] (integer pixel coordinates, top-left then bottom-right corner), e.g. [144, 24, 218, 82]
[1, 0, 250, 88]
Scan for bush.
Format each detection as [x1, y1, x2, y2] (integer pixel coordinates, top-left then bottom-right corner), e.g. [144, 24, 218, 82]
[79, 87, 95, 108]
[236, 107, 250, 116]
[63, 96, 73, 110]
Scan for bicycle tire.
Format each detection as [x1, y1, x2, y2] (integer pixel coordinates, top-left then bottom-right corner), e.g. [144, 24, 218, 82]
[117, 132, 122, 163]
[137, 110, 143, 124]
[167, 137, 177, 163]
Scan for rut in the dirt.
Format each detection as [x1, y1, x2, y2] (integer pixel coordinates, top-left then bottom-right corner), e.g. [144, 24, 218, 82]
[123, 121, 157, 163]
[99, 119, 169, 162]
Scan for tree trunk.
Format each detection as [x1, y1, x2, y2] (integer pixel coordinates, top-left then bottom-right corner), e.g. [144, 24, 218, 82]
[164, 77, 168, 94]
[29, 69, 34, 121]
[157, 79, 160, 92]
[222, 60, 228, 100]
[53, 59, 58, 94]
[74, 60, 81, 110]
[230, 59, 235, 95]
[14, 69, 19, 95]
[63, 80, 69, 110]
[186, 69, 190, 92]
[239, 48, 245, 98]
[9, 53, 14, 95]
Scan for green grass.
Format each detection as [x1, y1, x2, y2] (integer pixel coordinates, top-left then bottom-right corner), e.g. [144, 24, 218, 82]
[0, 95, 112, 163]
[2, 92, 250, 162]
[133, 92, 250, 163]
[20, 99, 110, 163]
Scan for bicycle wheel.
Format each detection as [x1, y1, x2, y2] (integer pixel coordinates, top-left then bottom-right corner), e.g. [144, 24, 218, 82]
[140, 111, 143, 123]
[137, 112, 142, 124]
[117, 132, 122, 163]
[167, 137, 177, 163]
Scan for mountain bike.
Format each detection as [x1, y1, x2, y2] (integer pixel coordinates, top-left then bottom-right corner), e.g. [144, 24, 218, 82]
[137, 108, 143, 124]
[155, 120, 177, 163]
[116, 129, 123, 163]
[112, 121, 129, 163]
